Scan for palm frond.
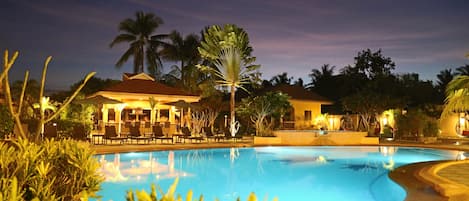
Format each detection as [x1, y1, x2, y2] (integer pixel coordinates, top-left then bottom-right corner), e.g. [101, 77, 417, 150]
[109, 34, 136, 47]
[118, 18, 138, 35]
[442, 75, 469, 117]
[115, 47, 134, 67]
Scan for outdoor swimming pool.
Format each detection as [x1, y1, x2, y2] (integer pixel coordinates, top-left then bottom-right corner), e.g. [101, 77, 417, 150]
[96, 146, 461, 201]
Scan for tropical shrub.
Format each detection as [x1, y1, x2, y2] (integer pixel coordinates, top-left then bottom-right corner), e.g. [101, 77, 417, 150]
[125, 178, 277, 201]
[395, 109, 439, 139]
[237, 92, 291, 136]
[0, 138, 103, 201]
[0, 104, 14, 139]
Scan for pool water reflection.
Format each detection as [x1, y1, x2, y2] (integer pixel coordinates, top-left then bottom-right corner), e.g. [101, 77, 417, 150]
[96, 146, 460, 201]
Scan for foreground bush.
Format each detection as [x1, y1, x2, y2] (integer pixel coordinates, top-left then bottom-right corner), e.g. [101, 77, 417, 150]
[0, 138, 103, 200]
[126, 178, 278, 201]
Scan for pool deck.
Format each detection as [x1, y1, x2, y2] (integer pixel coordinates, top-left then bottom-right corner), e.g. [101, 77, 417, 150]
[91, 139, 469, 201]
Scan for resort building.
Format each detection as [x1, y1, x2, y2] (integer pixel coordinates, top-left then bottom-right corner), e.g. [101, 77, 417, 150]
[90, 73, 200, 135]
[262, 84, 333, 129]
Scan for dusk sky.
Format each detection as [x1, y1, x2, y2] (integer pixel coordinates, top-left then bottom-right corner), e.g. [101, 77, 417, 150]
[1, 0, 468, 90]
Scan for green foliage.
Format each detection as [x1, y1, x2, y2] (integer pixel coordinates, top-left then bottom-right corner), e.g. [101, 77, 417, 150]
[238, 92, 291, 136]
[0, 138, 103, 201]
[125, 178, 277, 201]
[423, 118, 439, 137]
[342, 91, 403, 132]
[441, 75, 469, 118]
[198, 24, 260, 131]
[110, 11, 166, 75]
[2, 50, 95, 140]
[343, 49, 395, 79]
[197, 24, 261, 89]
[0, 104, 14, 139]
[395, 109, 439, 138]
[198, 24, 254, 62]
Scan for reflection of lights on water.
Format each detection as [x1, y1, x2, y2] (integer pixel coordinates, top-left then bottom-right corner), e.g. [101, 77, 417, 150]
[317, 156, 326, 163]
[382, 158, 395, 170]
[230, 148, 239, 163]
[379, 146, 397, 156]
[99, 152, 193, 182]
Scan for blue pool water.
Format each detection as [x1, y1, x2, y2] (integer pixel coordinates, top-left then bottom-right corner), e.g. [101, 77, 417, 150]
[95, 146, 460, 201]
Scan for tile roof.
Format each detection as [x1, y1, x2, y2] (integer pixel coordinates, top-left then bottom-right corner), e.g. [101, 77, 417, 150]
[101, 79, 198, 96]
[261, 84, 332, 103]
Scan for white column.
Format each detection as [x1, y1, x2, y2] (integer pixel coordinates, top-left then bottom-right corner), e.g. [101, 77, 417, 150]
[180, 108, 184, 128]
[156, 108, 160, 123]
[116, 104, 126, 136]
[169, 106, 175, 124]
[102, 105, 108, 125]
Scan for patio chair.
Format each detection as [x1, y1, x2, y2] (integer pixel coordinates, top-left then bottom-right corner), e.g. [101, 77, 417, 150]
[181, 127, 204, 143]
[152, 125, 173, 144]
[104, 125, 126, 144]
[144, 121, 152, 136]
[71, 124, 88, 141]
[204, 127, 224, 142]
[129, 124, 151, 144]
[43, 123, 57, 139]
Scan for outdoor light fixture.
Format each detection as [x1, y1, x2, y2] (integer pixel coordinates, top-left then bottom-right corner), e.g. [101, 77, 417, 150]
[328, 117, 334, 130]
[459, 117, 465, 127]
[382, 116, 388, 126]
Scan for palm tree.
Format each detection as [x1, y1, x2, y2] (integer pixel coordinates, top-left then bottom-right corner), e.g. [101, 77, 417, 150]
[308, 64, 335, 88]
[269, 72, 292, 86]
[160, 31, 201, 89]
[441, 75, 469, 117]
[198, 24, 259, 134]
[212, 48, 249, 127]
[110, 11, 167, 75]
[436, 69, 455, 94]
[456, 64, 469, 76]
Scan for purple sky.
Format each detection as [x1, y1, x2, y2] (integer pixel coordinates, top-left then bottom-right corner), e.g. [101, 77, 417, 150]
[1, 0, 469, 90]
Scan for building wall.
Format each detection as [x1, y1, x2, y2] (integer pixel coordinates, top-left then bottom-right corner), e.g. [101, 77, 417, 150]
[288, 99, 323, 129]
[440, 114, 466, 137]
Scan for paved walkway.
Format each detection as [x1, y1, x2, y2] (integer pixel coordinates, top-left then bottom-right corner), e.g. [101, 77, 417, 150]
[438, 163, 469, 187]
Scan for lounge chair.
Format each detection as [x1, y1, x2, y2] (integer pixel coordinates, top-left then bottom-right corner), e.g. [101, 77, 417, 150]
[104, 125, 126, 144]
[43, 123, 58, 139]
[152, 125, 173, 144]
[181, 127, 204, 143]
[128, 125, 151, 144]
[143, 121, 152, 136]
[204, 127, 224, 142]
[71, 124, 88, 141]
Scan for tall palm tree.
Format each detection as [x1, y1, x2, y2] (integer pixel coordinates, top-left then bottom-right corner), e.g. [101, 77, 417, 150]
[308, 64, 335, 88]
[441, 75, 469, 117]
[110, 11, 167, 75]
[160, 31, 201, 89]
[198, 24, 259, 133]
[269, 72, 292, 86]
[212, 47, 250, 128]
